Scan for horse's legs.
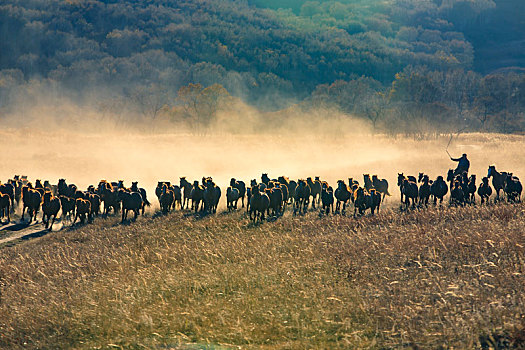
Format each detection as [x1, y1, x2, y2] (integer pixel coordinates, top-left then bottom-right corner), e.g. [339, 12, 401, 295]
[49, 215, 56, 230]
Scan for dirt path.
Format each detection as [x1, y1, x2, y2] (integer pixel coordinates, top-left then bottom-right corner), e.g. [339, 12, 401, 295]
[0, 220, 62, 246]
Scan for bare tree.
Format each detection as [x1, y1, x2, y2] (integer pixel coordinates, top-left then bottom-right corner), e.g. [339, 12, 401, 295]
[129, 84, 170, 120]
[360, 91, 388, 131]
[175, 83, 231, 133]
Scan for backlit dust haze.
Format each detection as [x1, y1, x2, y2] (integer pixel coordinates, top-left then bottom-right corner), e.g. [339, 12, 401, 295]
[2, 103, 525, 208]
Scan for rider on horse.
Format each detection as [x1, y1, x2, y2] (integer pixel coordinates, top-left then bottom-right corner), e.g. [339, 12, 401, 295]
[451, 153, 470, 176]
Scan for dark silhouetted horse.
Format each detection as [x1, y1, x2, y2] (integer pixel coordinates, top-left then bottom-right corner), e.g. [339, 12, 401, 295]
[477, 177, 492, 204]
[249, 185, 270, 223]
[42, 191, 61, 230]
[118, 190, 143, 222]
[335, 180, 351, 215]
[487, 166, 507, 202]
[430, 176, 448, 205]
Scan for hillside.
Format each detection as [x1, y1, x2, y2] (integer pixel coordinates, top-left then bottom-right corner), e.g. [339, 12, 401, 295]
[0, 0, 523, 106]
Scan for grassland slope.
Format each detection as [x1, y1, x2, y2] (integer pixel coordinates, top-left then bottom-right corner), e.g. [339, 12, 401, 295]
[0, 204, 524, 349]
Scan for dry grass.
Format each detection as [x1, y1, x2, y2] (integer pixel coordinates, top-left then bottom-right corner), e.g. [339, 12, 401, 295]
[0, 204, 524, 349]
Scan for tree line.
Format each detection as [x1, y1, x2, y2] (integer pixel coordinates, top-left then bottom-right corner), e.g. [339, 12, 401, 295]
[0, 0, 523, 133]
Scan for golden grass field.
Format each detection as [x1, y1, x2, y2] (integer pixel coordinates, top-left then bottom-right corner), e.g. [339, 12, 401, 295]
[0, 130, 524, 349]
[0, 204, 524, 349]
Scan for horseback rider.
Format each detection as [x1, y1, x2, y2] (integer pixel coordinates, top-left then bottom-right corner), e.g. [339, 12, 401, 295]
[451, 153, 470, 175]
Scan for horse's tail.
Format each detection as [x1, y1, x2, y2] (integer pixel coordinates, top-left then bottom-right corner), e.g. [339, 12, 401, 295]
[385, 189, 391, 196]
[144, 198, 151, 207]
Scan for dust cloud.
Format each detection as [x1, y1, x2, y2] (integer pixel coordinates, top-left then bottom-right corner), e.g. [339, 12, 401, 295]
[2, 104, 525, 209]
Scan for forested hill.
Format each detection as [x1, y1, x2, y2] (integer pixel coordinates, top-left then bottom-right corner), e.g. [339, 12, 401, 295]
[0, 0, 524, 132]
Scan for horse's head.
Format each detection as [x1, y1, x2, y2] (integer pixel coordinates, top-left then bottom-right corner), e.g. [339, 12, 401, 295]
[315, 176, 320, 181]
[363, 174, 370, 181]
[488, 165, 497, 178]
[447, 169, 454, 182]
[43, 191, 52, 202]
[436, 175, 444, 182]
[372, 175, 378, 181]
[418, 173, 424, 182]
[397, 173, 404, 186]
[230, 178, 236, 186]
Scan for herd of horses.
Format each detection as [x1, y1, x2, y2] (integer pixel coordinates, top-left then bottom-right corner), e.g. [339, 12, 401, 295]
[397, 165, 522, 210]
[0, 164, 522, 229]
[155, 174, 385, 223]
[0, 176, 152, 229]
